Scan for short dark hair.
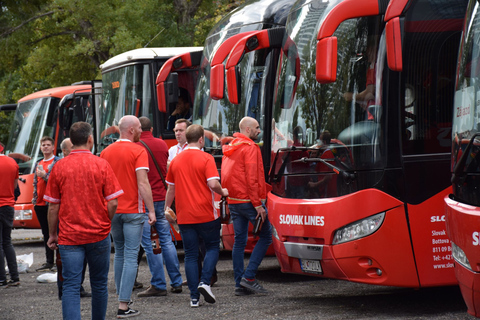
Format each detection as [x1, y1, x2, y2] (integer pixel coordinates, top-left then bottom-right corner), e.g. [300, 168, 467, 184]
[69, 122, 92, 146]
[139, 116, 152, 131]
[40, 136, 54, 145]
[178, 87, 191, 105]
[175, 118, 191, 127]
[186, 124, 204, 143]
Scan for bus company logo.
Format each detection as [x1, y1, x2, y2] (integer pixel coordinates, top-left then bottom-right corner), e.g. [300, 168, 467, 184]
[112, 81, 120, 89]
[279, 214, 325, 226]
[430, 215, 445, 223]
[473, 232, 480, 246]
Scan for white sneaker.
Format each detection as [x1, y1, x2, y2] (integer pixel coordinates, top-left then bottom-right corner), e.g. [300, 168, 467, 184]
[190, 299, 200, 308]
[197, 282, 216, 303]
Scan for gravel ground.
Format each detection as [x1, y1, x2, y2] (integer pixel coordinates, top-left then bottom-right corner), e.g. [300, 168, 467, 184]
[1, 234, 475, 320]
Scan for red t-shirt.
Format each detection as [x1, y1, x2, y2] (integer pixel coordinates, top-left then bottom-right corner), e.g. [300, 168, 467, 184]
[136, 131, 168, 202]
[100, 140, 149, 213]
[44, 150, 124, 245]
[166, 147, 220, 224]
[35, 157, 55, 206]
[0, 155, 19, 207]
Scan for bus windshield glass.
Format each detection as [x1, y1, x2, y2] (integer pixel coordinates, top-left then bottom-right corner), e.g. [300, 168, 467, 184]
[451, 1, 480, 205]
[99, 63, 153, 151]
[271, 2, 385, 199]
[5, 97, 54, 174]
[193, 28, 271, 157]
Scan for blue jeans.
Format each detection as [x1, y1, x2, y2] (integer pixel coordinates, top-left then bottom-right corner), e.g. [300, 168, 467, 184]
[111, 213, 144, 302]
[141, 201, 182, 290]
[0, 206, 18, 282]
[229, 203, 272, 287]
[179, 218, 221, 300]
[59, 235, 110, 320]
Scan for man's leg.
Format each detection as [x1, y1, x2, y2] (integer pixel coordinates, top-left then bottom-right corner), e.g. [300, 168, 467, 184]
[244, 205, 272, 280]
[35, 205, 54, 267]
[110, 214, 125, 296]
[229, 203, 251, 287]
[117, 213, 144, 304]
[0, 206, 9, 283]
[59, 244, 85, 320]
[197, 219, 221, 285]
[0, 207, 19, 283]
[85, 236, 111, 320]
[179, 224, 200, 301]
[154, 201, 182, 288]
[139, 212, 167, 293]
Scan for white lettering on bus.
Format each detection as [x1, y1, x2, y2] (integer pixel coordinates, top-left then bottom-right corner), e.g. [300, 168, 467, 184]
[432, 238, 450, 244]
[431, 230, 446, 236]
[430, 215, 445, 223]
[473, 232, 479, 246]
[279, 215, 325, 226]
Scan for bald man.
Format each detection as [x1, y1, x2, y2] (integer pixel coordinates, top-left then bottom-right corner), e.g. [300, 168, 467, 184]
[221, 116, 272, 296]
[60, 138, 73, 157]
[100, 115, 156, 318]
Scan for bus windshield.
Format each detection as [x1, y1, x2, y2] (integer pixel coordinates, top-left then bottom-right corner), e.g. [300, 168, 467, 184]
[6, 97, 54, 174]
[193, 28, 274, 156]
[99, 64, 153, 151]
[451, 1, 480, 206]
[271, 2, 385, 199]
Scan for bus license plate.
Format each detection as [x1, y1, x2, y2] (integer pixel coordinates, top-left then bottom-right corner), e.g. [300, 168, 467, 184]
[300, 259, 322, 274]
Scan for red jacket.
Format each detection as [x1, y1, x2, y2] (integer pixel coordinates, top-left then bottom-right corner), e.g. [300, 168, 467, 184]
[221, 133, 266, 208]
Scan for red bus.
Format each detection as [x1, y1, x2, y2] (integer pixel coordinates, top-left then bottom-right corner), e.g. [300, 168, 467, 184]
[222, 0, 469, 287]
[156, 0, 296, 253]
[445, 0, 480, 317]
[4, 82, 100, 228]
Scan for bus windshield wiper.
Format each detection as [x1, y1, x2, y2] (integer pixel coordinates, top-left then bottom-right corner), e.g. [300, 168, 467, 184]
[292, 157, 356, 181]
[452, 132, 480, 184]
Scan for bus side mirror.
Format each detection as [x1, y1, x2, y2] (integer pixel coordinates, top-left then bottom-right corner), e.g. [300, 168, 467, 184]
[226, 66, 241, 105]
[210, 64, 225, 100]
[316, 37, 337, 84]
[157, 73, 178, 113]
[386, 17, 403, 72]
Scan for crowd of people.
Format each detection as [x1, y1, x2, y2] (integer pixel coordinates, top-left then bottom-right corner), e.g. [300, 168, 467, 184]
[0, 115, 272, 320]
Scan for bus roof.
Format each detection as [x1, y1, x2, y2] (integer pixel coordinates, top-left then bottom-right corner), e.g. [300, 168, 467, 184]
[18, 84, 92, 103]
[100, 47, 203, 72]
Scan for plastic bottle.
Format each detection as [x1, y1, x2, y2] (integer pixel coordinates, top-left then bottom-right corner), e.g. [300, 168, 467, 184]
[151, 225, 162, 254]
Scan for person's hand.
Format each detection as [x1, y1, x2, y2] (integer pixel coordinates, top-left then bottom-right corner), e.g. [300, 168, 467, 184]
[148, 211, 156, 226]
[47, 235, 58, 250]
[256, 206, 266, 221]
[343, 92, 353, 102]
[36, 167, 46, 178]
[222, 188, 229, 198]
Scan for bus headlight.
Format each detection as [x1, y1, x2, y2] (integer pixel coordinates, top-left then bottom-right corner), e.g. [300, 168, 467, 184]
[451, 242, 471, 271]
[333, 212, 385, 244]
[14, 209, 33, 221]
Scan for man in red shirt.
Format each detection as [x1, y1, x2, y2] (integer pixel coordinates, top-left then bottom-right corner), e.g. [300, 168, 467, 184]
[136, 116, 183, 297]
[33, 136, 59, 272]
[165, 124, 228, 308]
[0, 142, 20, 287]
[44, 122, 123, 320]
[221, 116, 272, 296]
[100, 115, 156, 318]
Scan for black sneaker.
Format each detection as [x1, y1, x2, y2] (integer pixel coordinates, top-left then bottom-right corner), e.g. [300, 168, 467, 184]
[235, 287, 253, 296]
[240, 277, 268, 294]
[36, 263, 54, 272]
[117, 307, 140, 318]
[133, 281, 143, 290]
[0, 280, 7, 287]
[170, 285, 182, 293]
[7, 280, 20, 287]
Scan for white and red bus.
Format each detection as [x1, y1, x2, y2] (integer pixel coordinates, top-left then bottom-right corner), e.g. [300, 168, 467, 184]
[445, 0, 480, 317]
[98, 47, 202, 153]
[4, 81, 100, 228]
[156, 0, 296, 253]
[222, 0, 469, 288]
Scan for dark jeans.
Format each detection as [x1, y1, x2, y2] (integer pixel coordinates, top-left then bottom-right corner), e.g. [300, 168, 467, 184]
[179, 218, 221, 300]
[35, 205, 54, 264]
[0, 206, 18, 282]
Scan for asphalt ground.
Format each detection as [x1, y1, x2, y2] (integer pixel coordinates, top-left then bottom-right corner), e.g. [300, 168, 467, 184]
[1, 229, 475, 320]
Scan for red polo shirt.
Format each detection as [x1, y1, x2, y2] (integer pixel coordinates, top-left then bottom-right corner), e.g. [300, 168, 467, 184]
[44, 150, 124, 245]
[0, 155, 19, 207]
[136, 131, 168, 201]
[166, 147, 220, 224]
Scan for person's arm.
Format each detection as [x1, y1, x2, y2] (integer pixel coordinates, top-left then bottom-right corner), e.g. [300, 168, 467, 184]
[47, 203, 60, 250]
[107, 198, 118, 221]
[207, 179, 228, 198]
[243, 148, 266, 220]
[164, 184, 175, 209]
[14, 178, 18, 189]
[136, 169, 156, 225]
